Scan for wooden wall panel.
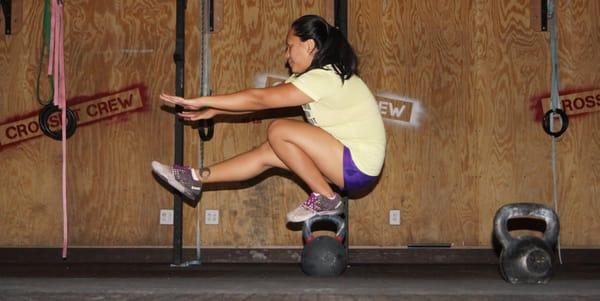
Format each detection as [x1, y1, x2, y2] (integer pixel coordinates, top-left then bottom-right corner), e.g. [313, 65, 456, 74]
[1, 0, 599, 250]
[0, 0, 202, 246]
[549, 0, 600, 245]
[349, 0, 481, 246]
[350, 0, 600, 247]
[469, 0, 600, 246]
[1, 0, 66, 246]
[470, 0, 554, 245]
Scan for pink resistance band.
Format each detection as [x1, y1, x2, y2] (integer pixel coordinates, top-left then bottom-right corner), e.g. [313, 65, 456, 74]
[48, 0, 68, 258]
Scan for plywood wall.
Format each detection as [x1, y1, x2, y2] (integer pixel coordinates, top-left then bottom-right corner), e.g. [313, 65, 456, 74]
[347, 0, 600, 246]
[1, 0, 598, 250]
[0, 0, 203, 246]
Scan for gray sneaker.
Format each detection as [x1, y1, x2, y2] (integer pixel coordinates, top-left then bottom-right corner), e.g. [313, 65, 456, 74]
[151, 161, 202, 200]
[286, 192, 343, 223]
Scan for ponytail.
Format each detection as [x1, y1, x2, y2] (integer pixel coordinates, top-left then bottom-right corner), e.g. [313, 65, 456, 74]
[291, 15, 358, 83]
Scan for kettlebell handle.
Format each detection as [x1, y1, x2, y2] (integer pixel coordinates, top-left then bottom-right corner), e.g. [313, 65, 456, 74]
[494, 202, 559, 249]
[302, 215, 346, 243]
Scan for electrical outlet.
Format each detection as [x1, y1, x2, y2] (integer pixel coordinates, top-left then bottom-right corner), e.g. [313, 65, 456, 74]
[160, 209, 173, 225]
[389, 210, 401, 225]
[205, 209, 219, 225]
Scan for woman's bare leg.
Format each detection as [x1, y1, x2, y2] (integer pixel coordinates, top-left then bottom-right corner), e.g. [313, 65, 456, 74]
[199, 141, 288, 183]
[196, 119, 344, 198]
[266, 119, 344, 198]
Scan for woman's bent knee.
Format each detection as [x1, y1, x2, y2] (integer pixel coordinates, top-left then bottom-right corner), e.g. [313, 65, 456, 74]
[255, 141, 287, 169]
[267, 119, 294, 142]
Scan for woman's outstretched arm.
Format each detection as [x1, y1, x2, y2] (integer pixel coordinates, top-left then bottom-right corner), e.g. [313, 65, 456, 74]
[160, 83, 312, 113]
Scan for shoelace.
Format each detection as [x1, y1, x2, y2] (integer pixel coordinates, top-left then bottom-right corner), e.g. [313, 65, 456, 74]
[302, 193, 321, 211]
[173, 165, 203, 188]
[173, 166, 192, 183]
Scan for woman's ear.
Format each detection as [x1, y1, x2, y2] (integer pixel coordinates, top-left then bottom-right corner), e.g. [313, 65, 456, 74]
[305, 39, 317, 54]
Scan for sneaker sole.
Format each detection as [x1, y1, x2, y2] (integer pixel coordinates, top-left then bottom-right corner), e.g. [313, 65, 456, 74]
[287, 207, 344, 223]
[317, 208, 344, 216]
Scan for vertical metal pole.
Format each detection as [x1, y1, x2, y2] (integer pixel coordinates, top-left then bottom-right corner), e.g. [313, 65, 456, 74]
[1, 0, 12, 35]
[334, 0, 347, 34]
[172, 0, 186, 266]
[334, 0, 349, 257]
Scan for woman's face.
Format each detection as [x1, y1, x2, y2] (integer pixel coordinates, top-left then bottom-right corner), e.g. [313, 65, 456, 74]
[285, 29, 316, 74]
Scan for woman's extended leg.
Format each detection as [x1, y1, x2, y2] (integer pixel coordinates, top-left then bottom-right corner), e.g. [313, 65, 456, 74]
[152, 119, 344, 206]
[200, 141, 289, 183]
[152, 141, 288, 200]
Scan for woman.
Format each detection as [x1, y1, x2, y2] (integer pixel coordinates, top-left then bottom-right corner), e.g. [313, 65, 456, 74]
[152, 15, 386, 223]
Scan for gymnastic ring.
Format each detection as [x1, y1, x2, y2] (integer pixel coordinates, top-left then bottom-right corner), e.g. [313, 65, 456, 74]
[542, 108, 568, 138]
[198, 119, 214, 141]
[39, 103, 77, 141]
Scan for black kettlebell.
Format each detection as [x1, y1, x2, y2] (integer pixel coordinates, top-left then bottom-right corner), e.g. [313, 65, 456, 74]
[494, 202, 559, 284]
[301, 215, 347, 277]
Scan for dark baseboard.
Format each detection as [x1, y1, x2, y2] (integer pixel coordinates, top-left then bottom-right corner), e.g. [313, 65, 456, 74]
[1, 247, 598, 265]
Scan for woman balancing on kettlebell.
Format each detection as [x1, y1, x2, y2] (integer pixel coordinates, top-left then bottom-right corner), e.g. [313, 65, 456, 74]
[152, 15, 386, 223]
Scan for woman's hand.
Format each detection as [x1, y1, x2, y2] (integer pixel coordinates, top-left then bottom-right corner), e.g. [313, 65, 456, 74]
[178, 108, 220, 121]
[160, 93, 203, 110]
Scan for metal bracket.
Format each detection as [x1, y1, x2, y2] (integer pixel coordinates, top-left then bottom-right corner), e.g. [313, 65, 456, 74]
[530, 0, 548, 32]
[540, 0, 548, 32]
[334, 0, 348, 36]
[0, 0, 12, 35]
[209, 0, 223, 33]
[208, 0, 214, 32]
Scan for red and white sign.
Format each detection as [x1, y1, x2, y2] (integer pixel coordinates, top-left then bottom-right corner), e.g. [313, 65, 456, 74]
[541, 88, 600, 116]
[0, 85, 147, 149]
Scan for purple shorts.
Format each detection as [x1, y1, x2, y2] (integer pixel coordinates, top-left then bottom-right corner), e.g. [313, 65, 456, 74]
[341, 147, 378, 195]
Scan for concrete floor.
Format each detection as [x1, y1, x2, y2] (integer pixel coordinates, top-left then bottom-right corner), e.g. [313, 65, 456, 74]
[1, 263, 600, 300]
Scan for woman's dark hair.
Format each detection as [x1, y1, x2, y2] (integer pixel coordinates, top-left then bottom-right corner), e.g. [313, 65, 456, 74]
[291, 15, 358, 82]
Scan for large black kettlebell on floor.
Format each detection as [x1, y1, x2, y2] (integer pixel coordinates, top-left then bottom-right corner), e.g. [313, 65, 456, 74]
[494, 202, 559, 284]
[301, 215, 347, 277]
